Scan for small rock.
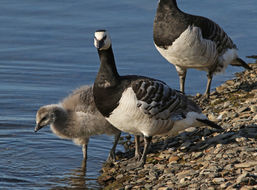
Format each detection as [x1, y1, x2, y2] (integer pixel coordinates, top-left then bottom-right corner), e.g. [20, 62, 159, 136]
[116, 174, 124, 180]
[212, 177, 226, 184]
[236, 172, 249, 184]
[216, 85, 226, 94]
[158, 187, 170, 190]
[168, 156, 180, 163]
[192, 152, 203, 159]
[235, 162, 257, 168]
[253, 114, 257, 121]
[224, 164, 233, 170]
[226, 80, 235, 86]
[196, 93, 202, 98]
[240, 185, 257, 190]
[209, 113, 219, 122]
[250, 105, 257, 113]
[235, 137, 247, 142]
[220, 182, 232, 188]
[223, 101, 231, 108]
[155, 164, 166, 170]
[125, 185, 132, 190]
[185, 127, 197, 133]
[237, 106, 250, 113]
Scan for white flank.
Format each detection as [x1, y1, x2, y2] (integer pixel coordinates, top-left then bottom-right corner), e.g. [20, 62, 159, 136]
[215, 48, 238, 74]
[106, 87, 174, 137]
[167, 112, 207, 137]
[155, 25, 218, 71]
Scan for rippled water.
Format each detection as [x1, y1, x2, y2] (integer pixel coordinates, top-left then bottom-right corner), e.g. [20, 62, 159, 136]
[0, 0, 256, 189]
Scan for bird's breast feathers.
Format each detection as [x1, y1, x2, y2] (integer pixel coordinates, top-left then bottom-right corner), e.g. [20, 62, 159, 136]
[106, 80, 184, 136]
[155, 25, 219, 69]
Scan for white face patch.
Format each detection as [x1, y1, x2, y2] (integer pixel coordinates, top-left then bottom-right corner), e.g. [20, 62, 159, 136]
[94, 30, 111, 50]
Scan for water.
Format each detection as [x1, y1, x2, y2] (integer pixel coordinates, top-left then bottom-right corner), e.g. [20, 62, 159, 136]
[0, 0, 256, 189]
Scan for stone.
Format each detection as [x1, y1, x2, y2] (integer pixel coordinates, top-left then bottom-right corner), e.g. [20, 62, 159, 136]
[235, 162, 257, 168]
[236, 172, 249, 184]
[116, 174, 124, 180]
[209, 113, 219, 122]
[250, 105, 257, 112]
[216, 85, 226, 93]
[144, 184, 153, 189]
[192, 152, 203, 159]
[168, 156, 179, 163]
[158, 187, 170, 190]
[224, 164, 233, 170]
[223, 101, 231, 108]
[235, 137, 247, 142]
[237, 106, 250, 113]
[220, 182, 232, 188]
[212, 177, 226, 184]
[125, 185, 132, 190]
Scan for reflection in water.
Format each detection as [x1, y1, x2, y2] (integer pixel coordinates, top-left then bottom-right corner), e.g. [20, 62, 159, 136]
[50, 165, 102, 190]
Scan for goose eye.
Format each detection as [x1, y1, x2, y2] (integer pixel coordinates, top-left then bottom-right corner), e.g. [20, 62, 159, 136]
[41, 116, 48, 122]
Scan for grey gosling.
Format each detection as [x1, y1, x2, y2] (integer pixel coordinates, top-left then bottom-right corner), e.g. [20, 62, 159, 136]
[35, 85, 121, 168]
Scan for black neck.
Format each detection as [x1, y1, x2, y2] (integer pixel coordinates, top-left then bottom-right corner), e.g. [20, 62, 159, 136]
[95, 46, 120, 87]
[159, 0, 180, 12]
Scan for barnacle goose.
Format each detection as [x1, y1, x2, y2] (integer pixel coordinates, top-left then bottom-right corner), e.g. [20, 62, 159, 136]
[153, 0, 252, 97]
[93, 30, 222, 167]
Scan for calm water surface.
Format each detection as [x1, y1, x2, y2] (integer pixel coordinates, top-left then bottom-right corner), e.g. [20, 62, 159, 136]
[0, 0, 256, 189]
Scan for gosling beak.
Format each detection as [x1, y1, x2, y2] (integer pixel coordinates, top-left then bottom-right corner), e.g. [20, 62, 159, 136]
[34, 123, 43, 132]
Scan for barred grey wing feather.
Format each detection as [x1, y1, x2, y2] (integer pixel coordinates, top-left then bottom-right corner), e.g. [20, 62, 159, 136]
[132, 80, 188, 120]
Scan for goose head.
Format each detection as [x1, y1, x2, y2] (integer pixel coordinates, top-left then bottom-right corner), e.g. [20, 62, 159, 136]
[94, 29, 111, 50]
[35, 105, 60, 132]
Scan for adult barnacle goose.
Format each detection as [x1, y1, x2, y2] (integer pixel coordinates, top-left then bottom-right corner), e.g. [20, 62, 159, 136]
[93, 30, 222, 167]
[35, 85, 121, 168]
[153, 0, 252, 97]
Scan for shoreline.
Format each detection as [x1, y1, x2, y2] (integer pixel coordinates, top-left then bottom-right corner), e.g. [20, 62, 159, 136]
[98, 61, 257, 190]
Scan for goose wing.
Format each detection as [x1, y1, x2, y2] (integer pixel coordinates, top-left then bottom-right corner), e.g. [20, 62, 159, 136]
[131, 79, 194, 121]
[192, 15, 237, 54]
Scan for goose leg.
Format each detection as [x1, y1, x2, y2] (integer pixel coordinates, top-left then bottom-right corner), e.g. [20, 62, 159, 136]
[138, 136, 152, 167]
[126, 136, 152, 170]
[107, 132, 121, 162]
[176, 66, 187, 93]
[81, 144, 88, 172]
[204, 72, 213, 98]
[134, 135, 141, 161]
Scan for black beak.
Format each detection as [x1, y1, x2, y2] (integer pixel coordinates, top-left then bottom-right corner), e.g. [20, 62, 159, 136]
[94, 37, 104, 49]
[34, 123, 44, 132]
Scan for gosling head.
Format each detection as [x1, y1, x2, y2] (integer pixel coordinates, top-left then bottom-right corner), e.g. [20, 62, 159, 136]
[35, 105, 58, 132]
[94, 29, 111, 50]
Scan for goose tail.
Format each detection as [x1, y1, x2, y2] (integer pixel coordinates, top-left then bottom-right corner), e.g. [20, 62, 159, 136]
[196, 118, 223, 130]
[230, 58, 252, 70]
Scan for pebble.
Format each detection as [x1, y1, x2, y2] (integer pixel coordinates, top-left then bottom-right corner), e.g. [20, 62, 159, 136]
[250, 105, 257, 113]
[235, 162, 257, 168]
[236, 172, 249, 184]
[212, 177, 226, 184]
[220, 182, 232, 188]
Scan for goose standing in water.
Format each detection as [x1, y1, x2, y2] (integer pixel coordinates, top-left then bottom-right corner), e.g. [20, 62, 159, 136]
[153, 0, 252, 97]
[35, 85, 121, 169]
[93, 30, 222, 167]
